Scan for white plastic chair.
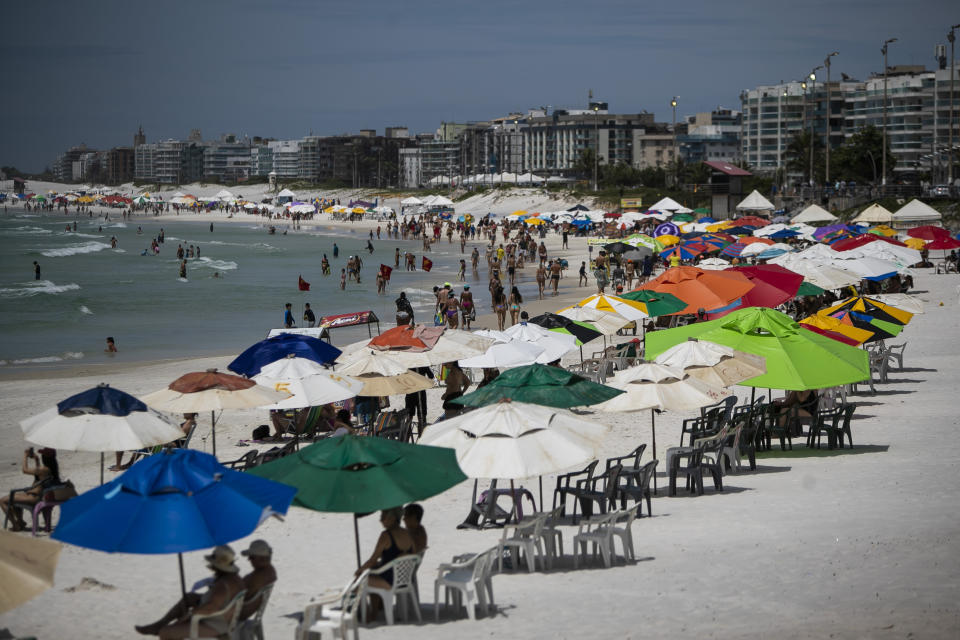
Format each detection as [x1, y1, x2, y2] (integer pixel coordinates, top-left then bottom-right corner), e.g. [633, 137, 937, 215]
[189, 589, 245, 640]
[609, 509, 637, 562]
[572, 512, 618, 569]
[537, 507, 565, 569]
[233, 583, 273, 640]
[364, 554, 422, 625]
[433, 548, 494, 621]
[496, 513, 546, 573]
[297, 571, 368, 640]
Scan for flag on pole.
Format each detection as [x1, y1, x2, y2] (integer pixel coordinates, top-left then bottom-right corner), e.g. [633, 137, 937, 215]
[298, 275, 310, 291]
[422, 256, 433, 272]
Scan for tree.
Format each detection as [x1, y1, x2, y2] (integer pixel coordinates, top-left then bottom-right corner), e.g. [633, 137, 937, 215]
[572, 148, 597, 182]
[638, 166, 667, 188]
[832, 125, 895, 184]
[785, 131, 825, 184]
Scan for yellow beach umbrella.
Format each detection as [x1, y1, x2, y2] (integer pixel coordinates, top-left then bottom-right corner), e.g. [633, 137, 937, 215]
[706, 221, 734, 232]
[351, 207, 366, 214]
[904, 237, 926, 250]
[77, 195, 94, 203]
[869, 225, 897, 237]
[561, 294, 649, 321]
[799, 314, 874, 345]
[657, 234, 681, 247]
[525, 217, 545, 226]
[511, 209, 528, 217]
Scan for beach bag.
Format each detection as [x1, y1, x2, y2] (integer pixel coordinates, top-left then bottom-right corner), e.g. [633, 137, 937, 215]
[51, 481, 77, 502]
[252, 425, 270, 441]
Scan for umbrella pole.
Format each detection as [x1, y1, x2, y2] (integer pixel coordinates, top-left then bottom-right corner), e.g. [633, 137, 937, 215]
[509, 479, 518, 524]
[651, 410, 658, 494]
[538, 476, 543, 513]
[353, 514, 362, 569]
[178, 553, 187, 600]
[100, 453, 104, 486]
[210, 410, 217, 458]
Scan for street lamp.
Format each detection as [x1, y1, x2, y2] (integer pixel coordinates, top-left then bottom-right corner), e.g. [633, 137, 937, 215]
[881, 38, 897, 188]
[777, 83, 787, 183]
[671, 97, 678, 184]
[949, 25, 960, 185]
[808, 66, 822, 186]
[593, 105, 600, 191]
[824, 51, 839, 184]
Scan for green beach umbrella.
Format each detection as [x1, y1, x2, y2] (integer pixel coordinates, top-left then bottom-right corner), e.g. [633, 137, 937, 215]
[618, 290, 688, 317]
[645, 307, 869, 390]
[672, 213, 695, 223]
[796, 281, 826, 297]
[248, 434, 466, 564]
[452, 364, 624, 408]
[693, 208, 711, 215]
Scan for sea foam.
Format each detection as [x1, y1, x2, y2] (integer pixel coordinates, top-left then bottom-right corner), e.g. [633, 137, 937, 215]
[41, 241, 112, 257]
[0, 280, 81, 298]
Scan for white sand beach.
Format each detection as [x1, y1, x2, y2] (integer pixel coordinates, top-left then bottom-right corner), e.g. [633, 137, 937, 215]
[1, 187, 958, 639]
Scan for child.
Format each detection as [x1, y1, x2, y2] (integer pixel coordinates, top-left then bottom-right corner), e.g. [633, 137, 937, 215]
[340, 268, 346, 290]
[105, 337, 117, 353]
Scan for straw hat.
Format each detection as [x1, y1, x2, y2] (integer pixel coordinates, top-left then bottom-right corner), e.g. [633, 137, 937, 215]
[205, 545, 239, 573]
[241, 539, 273, 558]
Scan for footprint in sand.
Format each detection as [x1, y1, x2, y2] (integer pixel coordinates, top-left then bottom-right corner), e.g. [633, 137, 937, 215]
[63, 577, 116, 592]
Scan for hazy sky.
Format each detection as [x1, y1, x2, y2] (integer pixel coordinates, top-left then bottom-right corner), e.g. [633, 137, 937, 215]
[2, 0, 956, 172]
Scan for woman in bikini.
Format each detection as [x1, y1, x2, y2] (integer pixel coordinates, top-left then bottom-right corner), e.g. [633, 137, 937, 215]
[493, 286, 507, 331]
[460, 286, 474, 329]
[357, 507, 416, 622]
[1, 448, 60, 531]
[445, 292, 460, 329]
[507, 286, 523, 326]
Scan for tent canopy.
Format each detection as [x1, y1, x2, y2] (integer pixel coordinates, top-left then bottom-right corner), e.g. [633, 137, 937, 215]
[791, 204, 837, 224]
[893, 199, 941, 222]
[648, 197, 684, 212]
[851, 203, 894, 224]
[736, 190, 775, 211]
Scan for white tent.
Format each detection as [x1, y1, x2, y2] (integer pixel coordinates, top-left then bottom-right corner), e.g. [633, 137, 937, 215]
[276, 188, 297, 198]
[517, 172, 545, 185]
[791, 204, 837, 224]
[892, 199, 941, 222]
[851, 203, 894, 224]
[215, 189, 234, 201]
[648, 197, 684, 212]
[546, 176, 574, 184]
[400, 196, 423, 205]
[736, 190, 775, 211]
[431, 195, 454, 206]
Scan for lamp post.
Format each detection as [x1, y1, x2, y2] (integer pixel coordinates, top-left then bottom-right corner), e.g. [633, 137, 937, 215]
[824, 52, 839, 185]
[593, 105, 600, 191]
[809, 66, 822, 186]
[949, 25, 959, 186]
[671, 96, 678, 184]
[777, 83, 786, 186]
[881, 38, 897, 188]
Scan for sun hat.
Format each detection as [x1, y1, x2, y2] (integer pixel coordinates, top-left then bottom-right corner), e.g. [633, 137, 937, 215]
[241, 539, 273, 558]
[205, 545, 239, 573]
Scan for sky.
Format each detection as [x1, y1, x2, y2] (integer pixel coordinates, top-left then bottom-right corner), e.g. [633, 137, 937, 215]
[1, 0, 957, 172]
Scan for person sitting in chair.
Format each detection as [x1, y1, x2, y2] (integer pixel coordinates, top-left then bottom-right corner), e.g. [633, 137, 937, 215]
[238, 540, 277, 622]
[1, 448, 60, 531]
[135, 545, 245, 638]
[403, 503, 428, 554]
[356, 507, 416, 622]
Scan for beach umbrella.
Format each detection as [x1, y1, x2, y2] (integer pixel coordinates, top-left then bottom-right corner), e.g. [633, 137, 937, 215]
[710, 264, 803, 316]
[228, 333, 341, 378]
[458, 332, 546, 369]
[721, 225, 759, 236]
[695, 257, 732, 271]
[818, 295, 913, 327]
[756, 243, 795, 260]
[635, 266, 755, 315]
[345, 325, 494, 367]
[831, 234, 908, 252]
[21, 384, 184, 484]
[622, 247, 654, 261]
[0, 531, 61, 615]
[595, 363, 729, 488]
[721, 242, 749, 258]
[452, 364, 624, 409]
[827, 256, 901, 281]
[603, 241, 634, 253]
[557, 306, 632, 336]
[248, 435, 466, 564]
[141, 369, 290, 456]
[335, 350, 435, 396]
[660, 244, 702, 262]
[623, 233, 658, 250]
[562, 294, 652, 321]
[767, 229, 801, 240]
[868, 225, 897, 237]
[53, 448, 295, 596]
[906, 225, 949, 241]
[824, 310, 902, 343]
[653, 339, 767, 388]
[656, 234, 681, 247]
[654, 222, 681, 237]
[616, 290, 688, 316]
[696, 234, 733, 252]
[767, 255, 860, 290]
[252, 356, 363, 410]
[645, 307, 870, 391]
[799, 314, 875, 345]
[501, 322, 579, 363]
[419, 401, 610, 479]
[925, 236, 960, 251]
[846, 242, 922, 269]
[867, 294, 924, 315]
[796, 281, 826, 297]
[734, 216, 771, 228]
[904, 237, 927, 250]
[528, 312, 603, 346]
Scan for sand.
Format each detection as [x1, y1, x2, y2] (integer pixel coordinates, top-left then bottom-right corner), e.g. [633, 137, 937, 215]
[2, 185, 958, 639]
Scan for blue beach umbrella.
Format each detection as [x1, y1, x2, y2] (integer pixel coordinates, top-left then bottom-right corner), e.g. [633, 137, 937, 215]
[229, 333, 341, 378]
[654, 222, 680, 237]
[768, 229, 800, 240]
[53, 448, 296, 595]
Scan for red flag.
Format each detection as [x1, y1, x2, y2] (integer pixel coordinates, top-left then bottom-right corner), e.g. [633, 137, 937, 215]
[298, 275, 310, 291]
[421, 256, 433, 272]
[379, 264, 393, 280]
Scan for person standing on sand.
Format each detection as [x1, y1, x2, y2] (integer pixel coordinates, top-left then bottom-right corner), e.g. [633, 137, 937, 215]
[445, 292, 460, 329]
[283, 303, 295, 328]
[303, 303, 316, 328]
[471, 246, 480, 272]
[579, 261, 588, 286]
[458, 259, 466, 281]
[507, 286, 523, 326]
[536, 264, 546, 299]
[460, 286, 474, 329]
[33, 261, 40, 280]
[550, 259, 562, 296]
[340, 269, 346, 290]
[321, 254, 330, 275]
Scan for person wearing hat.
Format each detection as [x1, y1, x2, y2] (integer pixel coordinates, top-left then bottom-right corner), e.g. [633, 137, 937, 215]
[135, 545, 244, 637]
[1, 447, 60, 531]
[238, 540, 277, 622]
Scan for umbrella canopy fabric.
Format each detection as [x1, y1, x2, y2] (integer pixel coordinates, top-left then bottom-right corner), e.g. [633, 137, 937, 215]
[418, 401, 610, 479]
[615, 290, 688, 316]
[819, 296, 913, 326]
[453, 364, 624, 408]
[832, 233, 907, 251]
[799, 314, 875, 345]
[868, 294, 924, 315]
[826, 310, 901, 343]
[253, 357, 363, 410]
[660, 244, 702, 261]
[566, 294, 651, 321]
[501, 322, 579, 363]
[603, 241, 635, 254]
[22, 385, 184, 453]
[343, 326, 494, 367]
[653, 339, 767, 388]
[906, 225, 949, 241]
[141, 369, 290, 413]
[766, 255, 860, 290]
[796, 281, 826, 297]
[228, 333, 341, 378]
[557, 306, 632, 335]
[53, 449, 296, 554]
[528, 313, 603, 345]
[0, 531, 61, 614]
[695, 257, 732, 271]
[926, 236, 960, 250]
[247, 434, 466, 512]
[645, 307, 870, 390]
[458, 333, 546, 369]
[594, 363, 729, 413]
[635, 266, 755, 315]
[718, 264, 804, 313]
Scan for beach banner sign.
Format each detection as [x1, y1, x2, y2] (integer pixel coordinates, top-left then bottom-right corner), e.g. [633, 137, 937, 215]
[621, 197, 643, 210]
[320, 311, 380, 329]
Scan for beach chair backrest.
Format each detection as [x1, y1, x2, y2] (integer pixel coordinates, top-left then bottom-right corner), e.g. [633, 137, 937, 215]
[390, 554, 421, 589]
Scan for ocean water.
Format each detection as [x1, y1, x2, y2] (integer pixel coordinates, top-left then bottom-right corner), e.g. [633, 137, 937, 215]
[0, 211, 502, 369]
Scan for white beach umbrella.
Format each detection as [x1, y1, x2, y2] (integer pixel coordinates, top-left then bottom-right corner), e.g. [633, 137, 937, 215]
[253, 357, 363, 410]
[846, 243, 921, 268]
[767, 255, 859, 289]
[567, 294, 650, 322]
[557, 305, 632, 336]
[0, 531, 61, 615]
[827, 256, 904, 279]
[458, 336, 545, 369]
[867, 293, 925, 314]
[339, 330, 494, 368]
[501, 322, 578, 363]
[334, 350, 435, 396]
[697, 257, 731, 270]
[418, 401, 611, 479]
[653, 339, 767, 388]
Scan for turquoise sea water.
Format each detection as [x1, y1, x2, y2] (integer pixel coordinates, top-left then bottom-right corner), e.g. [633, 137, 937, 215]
[0, 210, 500, 369]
